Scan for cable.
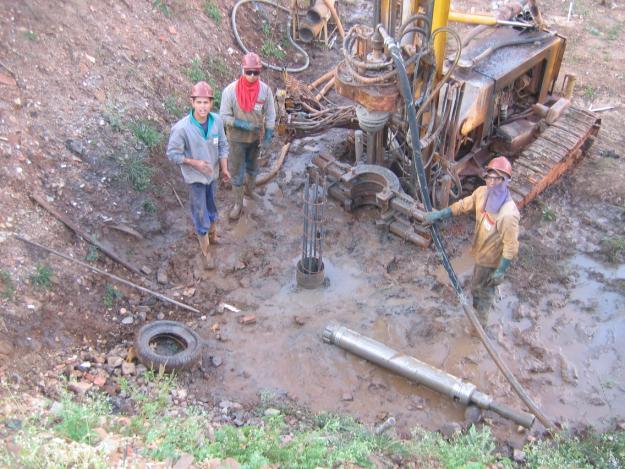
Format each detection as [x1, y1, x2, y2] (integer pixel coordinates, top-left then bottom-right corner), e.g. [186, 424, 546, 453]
[231, 0, 310, 72]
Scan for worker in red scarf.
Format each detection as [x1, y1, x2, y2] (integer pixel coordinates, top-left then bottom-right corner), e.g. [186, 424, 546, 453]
[219, 52, 276, 220]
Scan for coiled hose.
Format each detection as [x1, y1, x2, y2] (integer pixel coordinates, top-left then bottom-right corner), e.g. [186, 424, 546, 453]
[231, 0, 310, 72]
[377, 24, 553, 430]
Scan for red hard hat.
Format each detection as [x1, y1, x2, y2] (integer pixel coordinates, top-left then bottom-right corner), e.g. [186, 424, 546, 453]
[190, 81, 214, 98]
[486, 156, 512, 178]
[241, 52, 262, 71]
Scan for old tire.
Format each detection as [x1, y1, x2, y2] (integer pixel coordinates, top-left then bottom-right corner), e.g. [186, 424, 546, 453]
[135, 320, 203, 372]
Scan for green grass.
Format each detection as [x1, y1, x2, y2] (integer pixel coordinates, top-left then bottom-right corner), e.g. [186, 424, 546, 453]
[30, 264, 53, 289]
[102, 284, 122, 308]
[0, 270, 15, 299]
[53, 392, 111, 444]
[206, 56, 229, 79]
[129, 120, 162, 148]
[152, 0, 171, 17]
[164, 94, 185, 118]
[23, 30, 37, 41]
[261, 40, 285, 60]
[203, 0, 221, 23]
[606, 23, 621, 41]
[84, 246, 99, 262]
[185, 57, 207, 82]
[261, 22, 271, 37]
[142, 198, 157, 215]
[601, 236, 625, 263]
[103, 102, 124, 132]
[118, 154, 154, 192]
[583, 85, 597, 100]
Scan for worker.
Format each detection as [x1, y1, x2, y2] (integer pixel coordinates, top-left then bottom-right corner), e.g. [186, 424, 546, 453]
[424, 156, 520, 325]
[219, 52, 276, 220]
[166, 81, 230, 269]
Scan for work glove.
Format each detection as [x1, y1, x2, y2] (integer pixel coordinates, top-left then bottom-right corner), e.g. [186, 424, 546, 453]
[489, 257, 511, 286]
[423, 207, 452, 225]
[233, 119, 258, 132]
[261, 128, 274, 150]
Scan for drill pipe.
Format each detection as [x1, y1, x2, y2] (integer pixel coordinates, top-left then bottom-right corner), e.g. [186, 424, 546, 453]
[323, 323, 535, 428]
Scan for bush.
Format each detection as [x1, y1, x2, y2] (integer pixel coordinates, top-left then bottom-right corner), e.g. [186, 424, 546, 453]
[30, 264, 53, 289]
[118, 154, 154, 192]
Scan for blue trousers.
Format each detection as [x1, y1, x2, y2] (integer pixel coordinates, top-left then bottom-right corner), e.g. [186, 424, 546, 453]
[189, 182, 218, 235]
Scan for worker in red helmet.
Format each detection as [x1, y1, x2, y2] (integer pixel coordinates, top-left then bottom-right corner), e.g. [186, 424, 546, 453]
[424, 156, 520, 326]
[219, 51, 276, 220]
[167, 81, 231, 269]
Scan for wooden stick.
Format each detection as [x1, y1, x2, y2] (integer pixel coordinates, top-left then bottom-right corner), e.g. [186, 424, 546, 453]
[15, 235, 201, 315]
[169, 183, 185, 209]
[315, 77, 335, 102]
[322, 0, 345, 39]
[256, 143, 291, 187]
[308, 68, 336, 90]
[30, 193, 143, 276]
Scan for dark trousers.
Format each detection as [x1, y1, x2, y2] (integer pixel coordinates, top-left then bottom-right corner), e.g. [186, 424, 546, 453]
[189, 182, 218, 236]
[470, 264, 496, 324]
[229, 140, 260, 187]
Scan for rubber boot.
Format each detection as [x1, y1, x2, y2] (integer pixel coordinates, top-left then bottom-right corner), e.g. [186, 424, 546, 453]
[208, 222, 221, 244]
[244, 175, 260, 201]
[229, 186, 244, 221]
[196, 233, 215, 270]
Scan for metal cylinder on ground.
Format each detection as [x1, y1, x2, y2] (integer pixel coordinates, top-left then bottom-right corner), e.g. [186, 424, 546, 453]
[323, 322, 536, 428]
[299, 0, 335, 42]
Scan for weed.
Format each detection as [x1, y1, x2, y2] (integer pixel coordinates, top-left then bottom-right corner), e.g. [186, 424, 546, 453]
[0, 271, 15, 300]
[206, 56, 228, 79]
[118, 154, 154, 192]
[23, 30, 37, 41]
[143, 198, 157, 215]
[185, 57, 207, 83]
[587, 25, 601, 36]
[409, 425, 503, 467]
[85, 246, 99, 262]
[203, 0, 222, 23]
[103, 103, 124, 132]
[129, 120, 162, 148]
[30, 264, 53, 289]
[583, 85, 597, 100]
[103, 284, 122, 308]
[164, 94, 185, 118]
[53, 392, 111, 444]
[208, 78, 222, 108]
[152, 0, 170, 17]
[261, 22, 271, 37]
[601, 236, 625, 263]
[542, 205, 557, 222]
[607, 23, 621, 41]
[261, 40, 285, 60]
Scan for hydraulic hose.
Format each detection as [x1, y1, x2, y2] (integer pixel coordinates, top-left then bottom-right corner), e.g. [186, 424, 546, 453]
[377, 24, 553, 430]
[231, 0, 310, 72]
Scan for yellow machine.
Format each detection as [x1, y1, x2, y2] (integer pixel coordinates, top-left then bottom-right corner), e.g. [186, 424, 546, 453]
[281, 0, 600, 246]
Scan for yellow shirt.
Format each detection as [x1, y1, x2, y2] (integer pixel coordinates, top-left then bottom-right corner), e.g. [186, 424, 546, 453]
[450, 185, 520, 268]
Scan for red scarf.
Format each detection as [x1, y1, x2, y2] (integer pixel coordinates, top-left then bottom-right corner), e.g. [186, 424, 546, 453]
[235, 76, 260, 113]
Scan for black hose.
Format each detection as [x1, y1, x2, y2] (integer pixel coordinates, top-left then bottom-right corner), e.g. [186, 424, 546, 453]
[377, 24, 553, 430]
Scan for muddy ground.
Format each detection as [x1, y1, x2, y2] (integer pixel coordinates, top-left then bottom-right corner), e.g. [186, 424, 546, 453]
[1, 0, 624, 450]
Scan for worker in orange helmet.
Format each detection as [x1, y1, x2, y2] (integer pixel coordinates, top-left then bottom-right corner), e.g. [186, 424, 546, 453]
[166, 81, 231, 269]
[424, 156, 520, 325]
[219, 52, 276, 220]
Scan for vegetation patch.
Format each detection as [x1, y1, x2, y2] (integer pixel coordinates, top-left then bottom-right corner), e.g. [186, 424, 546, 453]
[118, 154, 154, 192]
[30, 264, 53, 289]
[84, 246, 100, 262]
[164, 94, 185, 119]
[0, 270, 15, 299]
[203, 0, 222, 23]
[185, 57, 207, 83]
[601, 236, 625, 263]
[102, 284, 122, 308]
[152, 0, 171, 17]
[129, 120, 162, 149]
[142, 198, 157, 215]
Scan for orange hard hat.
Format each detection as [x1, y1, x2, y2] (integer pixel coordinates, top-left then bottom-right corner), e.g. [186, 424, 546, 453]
[486, 156, 512, 178]
[241, 52, 262, 71]
[190, 81, 214, 98]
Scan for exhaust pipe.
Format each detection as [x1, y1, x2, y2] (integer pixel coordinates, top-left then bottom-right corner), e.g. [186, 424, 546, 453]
[323, 322, 535, 428]
[299, 0, 335, 42]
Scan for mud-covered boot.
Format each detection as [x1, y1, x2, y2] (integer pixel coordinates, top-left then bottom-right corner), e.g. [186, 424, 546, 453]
[197, 233, 215, 270]
[208, 222, 221, 244]
[229, 185, 244, 220]
[244, 175, 260, 201]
